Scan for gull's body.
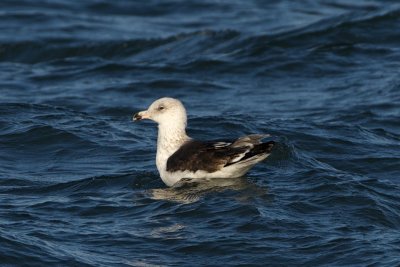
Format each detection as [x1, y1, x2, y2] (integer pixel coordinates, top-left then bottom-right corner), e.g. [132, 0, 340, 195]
[133, 97, 274, 187]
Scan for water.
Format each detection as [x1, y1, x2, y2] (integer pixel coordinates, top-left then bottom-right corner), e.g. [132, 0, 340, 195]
[1, 0, 400, 266]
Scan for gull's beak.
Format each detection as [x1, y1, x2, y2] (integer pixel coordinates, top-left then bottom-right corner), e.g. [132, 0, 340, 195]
[133, 110, 150, 121]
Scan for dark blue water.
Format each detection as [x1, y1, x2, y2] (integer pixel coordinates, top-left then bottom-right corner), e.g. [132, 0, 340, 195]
[1, 0, 400, 266]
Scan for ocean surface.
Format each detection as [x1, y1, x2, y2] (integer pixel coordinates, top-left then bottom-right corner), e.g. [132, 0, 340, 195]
[1, 0, 400, 266]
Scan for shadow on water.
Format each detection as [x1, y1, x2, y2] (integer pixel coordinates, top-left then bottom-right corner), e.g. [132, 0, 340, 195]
[148, 177, 268, 204]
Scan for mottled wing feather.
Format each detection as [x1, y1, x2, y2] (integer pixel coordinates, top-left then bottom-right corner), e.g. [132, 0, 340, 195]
[166, 140, 244, 172]
[166, 136, 275, 173]
[224, 141, 274, 166]
[231, 134, 270, 147]
[212, 142, 232, 149]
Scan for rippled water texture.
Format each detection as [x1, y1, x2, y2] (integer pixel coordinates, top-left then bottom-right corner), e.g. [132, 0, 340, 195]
[1, 0, 400, 266]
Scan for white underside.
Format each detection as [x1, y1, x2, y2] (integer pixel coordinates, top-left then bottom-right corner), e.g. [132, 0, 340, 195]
[159, 154, 270, 187]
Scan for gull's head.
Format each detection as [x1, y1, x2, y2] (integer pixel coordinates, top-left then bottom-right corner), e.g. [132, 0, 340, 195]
[133, 97, 187, 127]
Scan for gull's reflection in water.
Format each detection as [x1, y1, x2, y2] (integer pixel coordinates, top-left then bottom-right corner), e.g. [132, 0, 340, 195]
[149, 177, 268, 204]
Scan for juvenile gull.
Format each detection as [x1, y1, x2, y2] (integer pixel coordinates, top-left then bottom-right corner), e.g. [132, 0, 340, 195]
[133, 97, 275, 187]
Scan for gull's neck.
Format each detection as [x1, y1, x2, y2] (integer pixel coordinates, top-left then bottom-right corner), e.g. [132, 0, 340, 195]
[157, 123, 188, 151]
[156, 122, 189, 172]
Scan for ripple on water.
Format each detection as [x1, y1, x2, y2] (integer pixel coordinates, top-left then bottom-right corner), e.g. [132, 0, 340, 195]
[1, 1, 400, 266]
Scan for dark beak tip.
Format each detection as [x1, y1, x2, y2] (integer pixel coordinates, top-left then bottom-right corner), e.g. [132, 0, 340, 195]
[133, 113, 142, 121]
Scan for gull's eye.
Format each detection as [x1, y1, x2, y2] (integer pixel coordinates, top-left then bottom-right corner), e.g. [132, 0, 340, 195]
[157, 105, 165, 111]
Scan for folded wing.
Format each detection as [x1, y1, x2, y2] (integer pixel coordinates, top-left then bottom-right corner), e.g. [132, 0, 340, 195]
[166, 135, 275, 173]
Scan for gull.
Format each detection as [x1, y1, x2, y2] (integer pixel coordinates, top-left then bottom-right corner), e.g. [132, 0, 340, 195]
[133, 97, 274, 187]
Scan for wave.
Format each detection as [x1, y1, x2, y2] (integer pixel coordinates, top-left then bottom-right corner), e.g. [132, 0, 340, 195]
[1, 6, 398, 86]
[1, 1, 400, 266]
[0, 3, 398, 69]
[0, 6, 396, 62]
[0, 171, 161, 195]
[0, 29, 239, 64]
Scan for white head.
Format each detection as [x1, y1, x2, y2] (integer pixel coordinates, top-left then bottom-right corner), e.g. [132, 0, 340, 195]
[133, 97, 187, 128]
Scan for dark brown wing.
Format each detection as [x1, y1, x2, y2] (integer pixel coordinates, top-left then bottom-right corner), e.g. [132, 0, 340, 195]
[166, 139, 274, 173]
[166, 140, 242, 172]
